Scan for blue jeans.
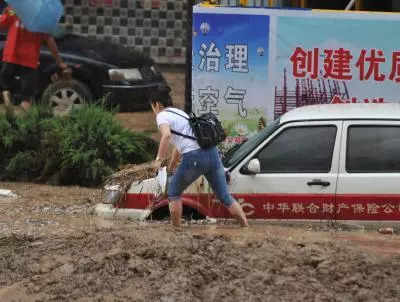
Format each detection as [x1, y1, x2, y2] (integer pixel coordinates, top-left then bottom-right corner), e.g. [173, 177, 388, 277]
[168, 147, 235, 207]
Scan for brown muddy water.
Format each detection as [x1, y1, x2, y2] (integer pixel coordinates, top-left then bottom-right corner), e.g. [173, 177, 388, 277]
[1, 182, 400, 301]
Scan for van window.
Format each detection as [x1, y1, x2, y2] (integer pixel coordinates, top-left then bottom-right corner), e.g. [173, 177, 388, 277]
[347, 126, 400, 173]
[255, 126, 337, 173]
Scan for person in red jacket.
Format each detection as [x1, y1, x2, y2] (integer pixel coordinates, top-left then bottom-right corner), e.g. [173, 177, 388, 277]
[0, 5, 67, 111]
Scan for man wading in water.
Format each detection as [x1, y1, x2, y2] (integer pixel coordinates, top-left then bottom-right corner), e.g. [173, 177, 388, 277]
[150, 85, 249, 228]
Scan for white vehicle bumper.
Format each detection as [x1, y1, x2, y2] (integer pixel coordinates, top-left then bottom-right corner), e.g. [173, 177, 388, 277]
[94, 203, 151, 220]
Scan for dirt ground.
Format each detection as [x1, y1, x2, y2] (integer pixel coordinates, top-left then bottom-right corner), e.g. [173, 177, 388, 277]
[1, 69, 400, 302]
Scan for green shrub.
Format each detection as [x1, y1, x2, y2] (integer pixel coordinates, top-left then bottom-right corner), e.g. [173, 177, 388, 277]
[54, 104, 157, 186]
[0, 111, 17, 177]
[0, 104, 158, 187]
[0, 105, 52, 181]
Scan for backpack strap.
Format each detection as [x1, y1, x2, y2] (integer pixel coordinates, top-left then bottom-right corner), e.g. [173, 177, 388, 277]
[163, 109, 196, 141]
[170, 129, 196, 140]
[164, 109, 190, 120]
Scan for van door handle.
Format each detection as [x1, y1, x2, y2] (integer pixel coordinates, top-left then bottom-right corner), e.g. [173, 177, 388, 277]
[307, 179, 330, 187]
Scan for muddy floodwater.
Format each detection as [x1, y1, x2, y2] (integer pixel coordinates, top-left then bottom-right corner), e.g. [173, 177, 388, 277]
[1, 182, 400, 302]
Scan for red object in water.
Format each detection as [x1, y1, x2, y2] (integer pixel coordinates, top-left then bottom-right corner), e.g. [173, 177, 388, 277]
[378, 228, 394, 235]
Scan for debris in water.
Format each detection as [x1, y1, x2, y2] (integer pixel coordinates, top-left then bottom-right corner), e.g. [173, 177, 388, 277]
[0, 189, 18, 198]
[378, 227, 394, 235]
[99, 162, 159, 206]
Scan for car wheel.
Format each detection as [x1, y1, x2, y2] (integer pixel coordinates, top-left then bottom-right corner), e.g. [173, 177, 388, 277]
[41, 79, 93, 115]
[148, 205, 206, 221]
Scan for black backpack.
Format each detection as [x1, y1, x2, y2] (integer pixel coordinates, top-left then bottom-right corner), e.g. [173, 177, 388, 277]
[165, 109, 226, 149]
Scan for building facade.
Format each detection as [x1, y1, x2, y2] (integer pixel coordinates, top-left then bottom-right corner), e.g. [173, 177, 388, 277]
[59, 0, 400, 64]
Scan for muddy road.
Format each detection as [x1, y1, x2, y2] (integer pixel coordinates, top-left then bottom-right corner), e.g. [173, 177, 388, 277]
[1, 181, 400, 302]
[1, 70, 400, 301]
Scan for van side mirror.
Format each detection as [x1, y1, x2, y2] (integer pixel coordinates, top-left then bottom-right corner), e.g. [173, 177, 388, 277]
[240, 159, 261, 175]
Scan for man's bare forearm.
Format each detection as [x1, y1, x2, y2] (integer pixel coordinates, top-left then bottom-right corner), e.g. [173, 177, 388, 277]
[45, 36, 64, 66]
[156, 132, 171, 161]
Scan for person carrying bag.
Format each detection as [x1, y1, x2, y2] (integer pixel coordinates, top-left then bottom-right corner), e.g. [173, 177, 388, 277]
[150, 85, 248, 228]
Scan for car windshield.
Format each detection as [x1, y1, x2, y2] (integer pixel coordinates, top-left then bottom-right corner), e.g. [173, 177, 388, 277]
[223, 118, 281, 168]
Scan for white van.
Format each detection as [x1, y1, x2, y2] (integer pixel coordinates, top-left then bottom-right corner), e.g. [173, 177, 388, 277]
[98, 103, 400, 222]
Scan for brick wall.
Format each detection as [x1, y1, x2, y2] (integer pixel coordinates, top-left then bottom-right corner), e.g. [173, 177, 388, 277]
[60, 0, 189, 64]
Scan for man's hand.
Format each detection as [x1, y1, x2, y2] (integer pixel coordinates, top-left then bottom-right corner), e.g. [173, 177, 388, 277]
[151, 158, 163, 172]
[59, 63, 72, 80]
[58, 62, 68, 70]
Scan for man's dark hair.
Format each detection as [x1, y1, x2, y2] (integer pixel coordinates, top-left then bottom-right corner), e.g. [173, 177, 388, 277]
[149, 85, 173, 107]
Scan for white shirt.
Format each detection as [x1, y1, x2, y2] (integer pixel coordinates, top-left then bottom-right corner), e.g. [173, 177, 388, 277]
[156, 107, 200, 154]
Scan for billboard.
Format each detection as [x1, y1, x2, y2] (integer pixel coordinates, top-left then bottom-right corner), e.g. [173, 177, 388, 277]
[192, 6, 400, 141]
[193, 11, 270, 146]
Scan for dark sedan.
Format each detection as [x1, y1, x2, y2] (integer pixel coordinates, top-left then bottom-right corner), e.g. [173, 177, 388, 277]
[0, 29, 166, 114]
